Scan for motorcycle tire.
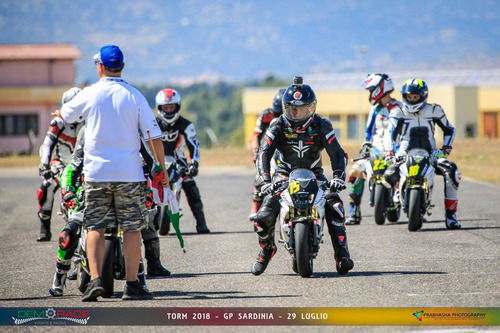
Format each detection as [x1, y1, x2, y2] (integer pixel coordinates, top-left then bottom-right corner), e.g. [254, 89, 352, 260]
[374, 183, 386, 225]
[386, 207, 400, 223]
[78, 265, 90, 294]
[408, 188, 423, 232]
[113, 237, 126, 280]
[101, 238, 115, 298]
[158, 207, 171, 236]
[295, 222, 313, 278]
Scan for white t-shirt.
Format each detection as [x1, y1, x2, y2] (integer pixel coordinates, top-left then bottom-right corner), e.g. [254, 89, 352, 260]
[61, 77, 162, 182]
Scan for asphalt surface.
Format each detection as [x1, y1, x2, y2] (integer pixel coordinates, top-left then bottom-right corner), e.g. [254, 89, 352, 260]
[0, 166, 498, 332]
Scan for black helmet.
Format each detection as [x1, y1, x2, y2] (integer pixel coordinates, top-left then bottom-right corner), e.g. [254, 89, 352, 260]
[272, 88, 286, 116]
[282, 76, 317, 131]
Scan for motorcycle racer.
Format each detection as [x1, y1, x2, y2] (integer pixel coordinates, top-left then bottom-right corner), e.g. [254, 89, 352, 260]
[251, 76, 354, 276]
[386, 78, 461, 229]
[155, 88, 210, 234]
[249, 88, 285, 218]
[36, 87, 83, 241]
[346, 74, 403, 225]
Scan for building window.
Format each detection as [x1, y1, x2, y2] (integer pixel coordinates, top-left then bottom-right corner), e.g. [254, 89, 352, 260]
[333, 127, 342, 139]
[347, 115, 358, 139]
[0, 114, 39, 136]
[329, 115, 340, 122]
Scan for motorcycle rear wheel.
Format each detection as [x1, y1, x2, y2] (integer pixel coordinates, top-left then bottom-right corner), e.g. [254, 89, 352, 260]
[295, 223, 313, 277]
[101, 238, 115, 298]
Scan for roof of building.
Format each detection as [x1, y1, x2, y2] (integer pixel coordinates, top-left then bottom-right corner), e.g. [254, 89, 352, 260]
[305, 69, 500, 90]
[0, 44, 81, 60]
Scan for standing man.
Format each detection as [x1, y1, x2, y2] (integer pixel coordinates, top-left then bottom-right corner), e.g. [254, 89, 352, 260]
[57, 45, 168, 301]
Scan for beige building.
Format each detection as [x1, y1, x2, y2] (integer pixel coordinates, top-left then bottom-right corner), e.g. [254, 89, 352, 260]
[243, 70, 500, 144]
[0, 44, 81, 154]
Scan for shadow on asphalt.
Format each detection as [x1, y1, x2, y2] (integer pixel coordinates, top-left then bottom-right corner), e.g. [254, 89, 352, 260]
[380, 217, 493, 226]
[160, 231, 254, 237]
[278, 271, 446, 278]
[418, 226, 500, 232]
[0, 295, 80, 301]
[167, 271, 250, 278]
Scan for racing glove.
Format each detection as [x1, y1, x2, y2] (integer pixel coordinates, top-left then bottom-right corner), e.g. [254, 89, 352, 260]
[187, 162, 199, 177]
[39, 164, 53, 179]
[329, 177, 346, 192]
[441, 145, 452, 156]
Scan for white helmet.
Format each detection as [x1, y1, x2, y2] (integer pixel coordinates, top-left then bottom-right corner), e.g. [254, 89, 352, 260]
[155, 88, 181, 124]
[61, 87, 82, 105]
[363, 73, 394, 105]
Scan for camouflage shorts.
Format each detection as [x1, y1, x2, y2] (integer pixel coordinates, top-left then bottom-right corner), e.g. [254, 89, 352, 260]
[84, 181, 146, 231]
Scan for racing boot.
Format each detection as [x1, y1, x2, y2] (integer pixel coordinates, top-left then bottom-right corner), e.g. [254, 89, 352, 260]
[330, 227, 354, 275]
[144, 238, 171, 277]
[49, 260, 70, 296]
[445, 209, 461, 230]
[37, 212, 52, 242]
[346, 203, 361, 225]
[251, 242, 277, 276]
[194, 209, 210, 234]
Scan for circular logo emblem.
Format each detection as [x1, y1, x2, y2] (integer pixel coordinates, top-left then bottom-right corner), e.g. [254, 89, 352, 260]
[293, 91, 302, 100]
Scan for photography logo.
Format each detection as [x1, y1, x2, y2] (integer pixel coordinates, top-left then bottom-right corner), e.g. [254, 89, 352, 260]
[413, 310, 424, 322]
[12, 308, 90, 325]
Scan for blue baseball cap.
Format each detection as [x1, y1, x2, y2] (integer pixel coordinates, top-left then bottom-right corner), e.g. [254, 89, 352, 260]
[93, 44, 124, 69]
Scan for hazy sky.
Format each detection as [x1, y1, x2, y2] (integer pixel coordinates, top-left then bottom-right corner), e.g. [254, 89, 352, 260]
[1, 0, 499, 85]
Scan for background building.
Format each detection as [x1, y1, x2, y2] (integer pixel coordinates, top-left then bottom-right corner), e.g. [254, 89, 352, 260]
[0, 44, 81, 154]
[243, 70, 500, 145]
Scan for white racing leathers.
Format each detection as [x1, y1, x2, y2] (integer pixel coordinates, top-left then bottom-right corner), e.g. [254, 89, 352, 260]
[38, 117, 82, 219]
[387, 103, 460, 226]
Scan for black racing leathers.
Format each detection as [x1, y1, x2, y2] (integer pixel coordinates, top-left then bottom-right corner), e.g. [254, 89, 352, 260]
[254, 114, 351, 264]
[157, 116, 209, 233]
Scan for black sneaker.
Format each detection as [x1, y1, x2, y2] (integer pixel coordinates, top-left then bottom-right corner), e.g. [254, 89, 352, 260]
[81, 277, 104, 302]
[122, 280, 153, 300]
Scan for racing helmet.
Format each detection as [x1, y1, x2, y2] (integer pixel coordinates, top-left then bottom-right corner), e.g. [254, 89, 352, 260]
[401, 78, 428, 113]
[282, 76, 317, 131]
[363, 73, 394, 105]
[156, 88, 181, 124]
[272, 88, 286, 116]
[61, 87, 82, 105]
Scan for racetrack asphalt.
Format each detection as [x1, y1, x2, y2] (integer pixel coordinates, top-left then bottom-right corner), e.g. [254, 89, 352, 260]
[0, 166, 498, 332]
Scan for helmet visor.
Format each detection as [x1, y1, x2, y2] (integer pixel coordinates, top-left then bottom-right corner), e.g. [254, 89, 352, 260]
[160, 104, 178, 114]
[284, 103, 315, 122]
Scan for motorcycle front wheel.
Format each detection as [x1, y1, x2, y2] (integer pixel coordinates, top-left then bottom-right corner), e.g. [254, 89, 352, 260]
[408, 188, 423, 232]
[294, 222, 313, 278]
[373, 183, 386, 225]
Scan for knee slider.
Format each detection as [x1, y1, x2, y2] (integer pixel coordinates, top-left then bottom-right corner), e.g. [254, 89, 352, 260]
[439, 160, 461, 187]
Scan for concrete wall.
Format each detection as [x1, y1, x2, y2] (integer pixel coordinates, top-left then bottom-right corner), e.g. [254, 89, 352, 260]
[243, 85, 484, 144]
[0, 86, 70, 154]
[0, 59, 75, 86]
